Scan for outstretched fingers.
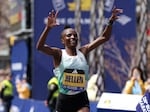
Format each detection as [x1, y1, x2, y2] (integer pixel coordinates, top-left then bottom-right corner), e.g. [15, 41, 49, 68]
[112, 6, 123, 14]
[55, 10, 59, 18]
[113, 9, 123, 14]
[47, 9, 59, 26]
[51, 10, 55, 17]
[48, 10, 58, 18]
[111, 7, 123, 20]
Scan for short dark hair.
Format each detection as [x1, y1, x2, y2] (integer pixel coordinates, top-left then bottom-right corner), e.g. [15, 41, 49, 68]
[61, 25, 72, 39]
[63, 24, 71, 29]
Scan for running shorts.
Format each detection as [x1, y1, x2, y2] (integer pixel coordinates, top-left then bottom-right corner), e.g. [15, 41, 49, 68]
[56, 91, 90, 112]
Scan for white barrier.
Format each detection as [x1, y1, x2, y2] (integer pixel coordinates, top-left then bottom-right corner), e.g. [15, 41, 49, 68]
[97, 92, 142, 111]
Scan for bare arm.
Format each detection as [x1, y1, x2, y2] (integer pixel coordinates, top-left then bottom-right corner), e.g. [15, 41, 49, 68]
[36, 10, 61, 67]
[36, 26, 60, 56]
[80, 7, 123, 55]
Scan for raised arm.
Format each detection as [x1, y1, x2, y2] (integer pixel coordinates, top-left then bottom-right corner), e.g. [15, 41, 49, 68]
[81, 7, 123, 54]
[36, 10, 60, 56]
[36, 10, 62, 67]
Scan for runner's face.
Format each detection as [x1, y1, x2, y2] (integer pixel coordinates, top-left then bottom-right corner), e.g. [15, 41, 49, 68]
[62, 28, 78, 48]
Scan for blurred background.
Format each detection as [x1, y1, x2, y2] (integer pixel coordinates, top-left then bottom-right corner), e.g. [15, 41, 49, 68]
[0, 0, 150, 111]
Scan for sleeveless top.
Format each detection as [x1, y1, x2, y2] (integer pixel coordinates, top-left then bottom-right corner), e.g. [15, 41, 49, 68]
[53, 49, 89, 95]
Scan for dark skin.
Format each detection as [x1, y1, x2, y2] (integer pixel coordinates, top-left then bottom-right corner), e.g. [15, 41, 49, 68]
[36, 8, 123, 68]
[36, 7, 123, 112]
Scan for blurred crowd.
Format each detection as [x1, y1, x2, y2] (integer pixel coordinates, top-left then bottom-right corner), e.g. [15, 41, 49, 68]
[0, 70, 31, 112]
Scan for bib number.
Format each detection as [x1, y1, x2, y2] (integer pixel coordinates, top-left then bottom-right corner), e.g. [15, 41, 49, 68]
[62, 69, 85, 91]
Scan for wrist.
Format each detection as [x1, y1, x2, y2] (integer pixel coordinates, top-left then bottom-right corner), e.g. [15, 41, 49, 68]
[107, 19, 114, 26]
[45, 25, 52, 30]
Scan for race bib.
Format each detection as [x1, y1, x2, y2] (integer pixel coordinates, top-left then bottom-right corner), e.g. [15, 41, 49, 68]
[62, 69, 85, 91]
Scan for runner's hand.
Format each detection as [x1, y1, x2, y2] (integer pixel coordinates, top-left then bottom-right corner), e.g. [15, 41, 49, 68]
[109, 6, 123, 21]
[47, 10, 59, 28]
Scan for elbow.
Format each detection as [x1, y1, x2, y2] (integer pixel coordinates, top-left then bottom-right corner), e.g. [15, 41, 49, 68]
[105, 36, 110, 41]
[105, 34, 111, 40]
[36, 40, 44, 51]
[102, 33, 111, 41]
[102, 36, 110, 42]
[36, 44, 40, 50]
[36, 44, 42, 51]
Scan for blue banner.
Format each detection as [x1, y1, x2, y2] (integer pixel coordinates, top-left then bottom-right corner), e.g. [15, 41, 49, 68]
[11, 97, 49, 112]
[33, 0, 136, 99]
[0, 97, 97, 112]
[136, 90, 150, 112]
[103, 0, 136, 92]
[11, 40, 28, 95]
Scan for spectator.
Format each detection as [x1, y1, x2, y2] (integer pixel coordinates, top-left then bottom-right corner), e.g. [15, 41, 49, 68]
[45, 76, 59, 112]
[16, 77, 31, 99]
[0, 73, 14, 112]
[122, 66, 145, 95]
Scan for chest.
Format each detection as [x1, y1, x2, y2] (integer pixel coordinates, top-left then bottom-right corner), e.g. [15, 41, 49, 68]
[61, 54, 87, 69]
